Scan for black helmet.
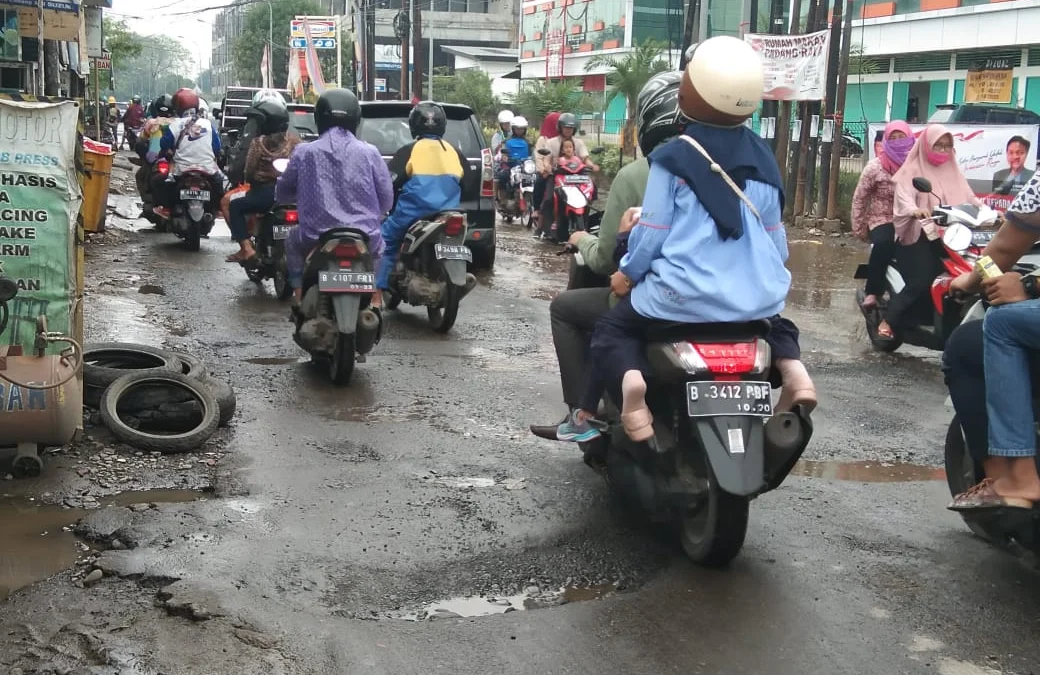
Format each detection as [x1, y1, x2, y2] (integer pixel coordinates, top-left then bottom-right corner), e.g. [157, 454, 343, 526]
[246, 97, 289, 135]
[636, 71, 683, 156]
[557, 112, 578, 133]
[315, 88, 362, 134]
[408, 101, 446, 138]
[151, 94, 173, 117]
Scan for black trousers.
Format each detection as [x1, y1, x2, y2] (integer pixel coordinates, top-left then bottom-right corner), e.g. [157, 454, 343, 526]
[886, 233, 942, 330]
[865, 223, 896, 297]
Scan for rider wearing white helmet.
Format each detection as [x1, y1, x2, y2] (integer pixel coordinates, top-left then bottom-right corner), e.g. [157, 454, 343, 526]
[569, 36, 815, 445]
[496, 115, 533, 196]
[491, 109, 514, 157]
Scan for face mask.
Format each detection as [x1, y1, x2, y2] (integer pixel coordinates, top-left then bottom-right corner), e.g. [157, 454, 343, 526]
[926, 149, 952, 166]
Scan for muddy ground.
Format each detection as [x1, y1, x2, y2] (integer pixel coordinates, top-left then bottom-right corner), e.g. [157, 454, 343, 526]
[0, 160, 1037, 675]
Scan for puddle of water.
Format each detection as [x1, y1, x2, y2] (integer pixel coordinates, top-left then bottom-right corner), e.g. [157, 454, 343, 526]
[0, 489, 208, 601]
[243, 356, 308, 365]
[399, 583, 618, 621]
[785, 240, 863, 311]
[791, 460, 945, 482]
[86, 294, 167, 345]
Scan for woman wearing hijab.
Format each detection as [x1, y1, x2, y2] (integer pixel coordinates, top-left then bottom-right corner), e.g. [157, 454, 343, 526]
[881, 124, 981, 339]
[533, 111, 560, 236]
[576, 36, 815, 441]
[945, 173, 1040, 510]
[852, 120, 915, 309]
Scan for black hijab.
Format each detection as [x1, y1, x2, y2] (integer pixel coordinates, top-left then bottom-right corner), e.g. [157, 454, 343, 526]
[648, 121, 785, 240]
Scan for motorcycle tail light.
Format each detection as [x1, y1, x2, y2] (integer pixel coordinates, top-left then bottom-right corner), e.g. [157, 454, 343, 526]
[670, 340, 769, 376]
[332, 243, 360, 259]
[443, 214, 466, 237]
[283, 209, 299, 224]
[156, 160, 170, 176]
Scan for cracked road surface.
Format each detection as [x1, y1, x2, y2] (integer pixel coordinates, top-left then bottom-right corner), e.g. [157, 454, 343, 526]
[1, 190, 1037, 674]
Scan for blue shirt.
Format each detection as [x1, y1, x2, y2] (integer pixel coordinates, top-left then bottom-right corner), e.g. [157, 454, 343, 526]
[503, 137, 531, 165]
[620, 161, 790, 323]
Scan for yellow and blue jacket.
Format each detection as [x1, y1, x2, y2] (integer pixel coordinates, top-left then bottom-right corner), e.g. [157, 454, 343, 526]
[387, 136, 469, 220]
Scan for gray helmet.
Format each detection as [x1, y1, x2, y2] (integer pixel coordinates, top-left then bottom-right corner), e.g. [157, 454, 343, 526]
[557, 112, 578, 133]
[636, 71, 683, 156]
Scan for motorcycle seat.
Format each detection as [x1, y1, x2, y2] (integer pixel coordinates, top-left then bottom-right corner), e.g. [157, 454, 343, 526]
[315, 227, 371, 247]
[646, 319, 772, 343]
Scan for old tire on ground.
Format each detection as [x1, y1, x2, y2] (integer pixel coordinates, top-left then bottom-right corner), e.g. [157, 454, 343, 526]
[84, 343, 183, 389]
[100, 371, 220, 454]
[173, 351, 208, 380]
[201, 375, 236, 427]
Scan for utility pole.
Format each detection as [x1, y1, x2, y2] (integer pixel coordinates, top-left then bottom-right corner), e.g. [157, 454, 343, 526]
[679, 0, 700, 70]
[395, 2, 411, 100]
[791, 0, 822, 218]
[762, 0, 783, 151]
[778, 0, 803, 211]
[412, 0, 424, 100]
[365, 0, 376, 100]
[826, 0, 854, 221]
[816, 0, 842, 218]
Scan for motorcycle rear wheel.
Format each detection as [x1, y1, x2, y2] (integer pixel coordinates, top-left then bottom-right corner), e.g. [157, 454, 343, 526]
[330, 332, 356, 385]
[428, 283, 460, 333]
[678, 472, 749, 568]
[183, 222, 201, 252]
[273, 244, 292, 300]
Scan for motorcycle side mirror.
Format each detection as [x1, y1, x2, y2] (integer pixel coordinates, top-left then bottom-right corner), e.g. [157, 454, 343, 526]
[942, 223, 972, 253]
[0, 276, 18, 303]
[590, 147, 606, 155]
[912, 177, 933, 194]
[537, 148, 551, 156]
[272, 158, 290, 174]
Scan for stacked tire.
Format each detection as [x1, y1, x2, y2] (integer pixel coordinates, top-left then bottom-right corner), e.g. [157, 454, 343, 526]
[83, 343, 236, 454]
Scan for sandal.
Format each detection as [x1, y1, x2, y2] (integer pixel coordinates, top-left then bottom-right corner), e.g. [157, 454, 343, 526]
[948, 478, 1034, 511]
[877, 322, 895, 339]
[226, 252, 257, 264]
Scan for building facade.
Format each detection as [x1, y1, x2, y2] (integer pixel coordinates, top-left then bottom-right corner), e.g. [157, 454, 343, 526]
[517, 0, 752, 131]
[845, 0, 1040, 123]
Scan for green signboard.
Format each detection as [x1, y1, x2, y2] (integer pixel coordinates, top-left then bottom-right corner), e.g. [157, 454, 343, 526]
[0, 99, 82, 353]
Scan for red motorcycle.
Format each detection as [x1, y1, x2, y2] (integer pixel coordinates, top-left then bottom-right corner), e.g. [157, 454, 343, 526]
[536, 148, 601, 243]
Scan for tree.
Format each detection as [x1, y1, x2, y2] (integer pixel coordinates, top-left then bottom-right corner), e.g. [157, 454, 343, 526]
[233, 0, 324, 88]
[103, 18, 143, 70]
[432, 69, 500, 127]
[585, 40, 669, 155]
[849, 44, 880, 75]
[511, 78, 592, 130]
[113, 36, 194, 102]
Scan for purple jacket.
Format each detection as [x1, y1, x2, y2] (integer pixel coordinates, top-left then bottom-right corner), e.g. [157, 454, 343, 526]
[275, 128, 394, 255]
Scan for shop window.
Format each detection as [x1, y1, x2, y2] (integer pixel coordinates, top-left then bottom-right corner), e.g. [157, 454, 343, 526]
[0, 9, 19, 61]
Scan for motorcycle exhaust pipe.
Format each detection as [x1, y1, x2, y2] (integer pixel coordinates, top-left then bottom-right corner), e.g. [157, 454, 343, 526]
[765, 411, 807, 455]
[355, 308, 381, 355]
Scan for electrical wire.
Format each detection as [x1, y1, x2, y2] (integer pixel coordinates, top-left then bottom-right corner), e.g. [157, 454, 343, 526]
[0, 334, 83, 391]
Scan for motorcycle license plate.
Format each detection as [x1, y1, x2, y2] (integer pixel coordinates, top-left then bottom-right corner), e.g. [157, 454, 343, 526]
[180, 189, 210, 201]
[272, 225, 292, 240]
[686, 381, 772, 418]
[434, 243, 473, 262]
[318, 271, 375, 293]
[564, 175, 590, 184]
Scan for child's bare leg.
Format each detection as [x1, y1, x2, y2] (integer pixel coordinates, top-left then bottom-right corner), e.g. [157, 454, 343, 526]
[775, 358, 817, 413]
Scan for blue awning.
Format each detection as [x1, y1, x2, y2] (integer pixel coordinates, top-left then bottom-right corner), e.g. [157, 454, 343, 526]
[0, 1, 80, 12]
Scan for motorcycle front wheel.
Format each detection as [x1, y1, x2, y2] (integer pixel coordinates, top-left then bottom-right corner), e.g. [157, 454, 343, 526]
[273, 243, 292, 300]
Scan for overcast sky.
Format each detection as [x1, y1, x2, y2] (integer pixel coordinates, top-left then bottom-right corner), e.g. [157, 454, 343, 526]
[109, 0, 219, 74]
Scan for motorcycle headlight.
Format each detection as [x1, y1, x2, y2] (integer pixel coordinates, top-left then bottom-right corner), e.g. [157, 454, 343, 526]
[523, 159, 536, 173]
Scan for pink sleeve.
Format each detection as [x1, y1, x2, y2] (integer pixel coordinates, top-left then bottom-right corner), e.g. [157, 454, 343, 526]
[892, 181, 922, 244]
[851, 163, 877, 241]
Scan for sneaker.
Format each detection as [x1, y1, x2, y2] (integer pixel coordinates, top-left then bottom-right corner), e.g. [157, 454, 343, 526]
[556, 411, 602, 442]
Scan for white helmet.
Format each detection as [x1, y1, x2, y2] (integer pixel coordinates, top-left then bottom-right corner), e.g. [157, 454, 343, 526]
[679, 36, 763, 126]
[511, 115, 528, 130]
[252, 89, 284, 106]
[497, 110, 515, 125]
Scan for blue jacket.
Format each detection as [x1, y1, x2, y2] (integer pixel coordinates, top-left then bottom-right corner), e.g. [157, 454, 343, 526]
[503, 136, 531, 165]
[387, 136, 468, 219]
[620, 161, 790, 323]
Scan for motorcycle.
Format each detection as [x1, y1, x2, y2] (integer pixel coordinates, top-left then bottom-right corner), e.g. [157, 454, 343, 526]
[536, 148, 601, 243]
[854, 176, 1002, 352]
[241, 200, 298, 300]
[384, 211, 478, 334]
[561, 211, 610, 291]
[498, 156, 538, 227]
[145, 159, 218, 250]
[558, 246, 814, 567]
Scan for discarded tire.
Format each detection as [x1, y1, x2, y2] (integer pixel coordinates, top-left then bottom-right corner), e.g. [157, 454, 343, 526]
[84, 343, 183, 389]
[201, 374, 236, 427]
[100, 371, 220, 454]
[174, 352, 208, 380]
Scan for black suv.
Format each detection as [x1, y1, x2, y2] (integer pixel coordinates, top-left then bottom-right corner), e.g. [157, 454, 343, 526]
[358, 101, 496, 269]
[286, 103, 318, 141]
[929, 103, 1040, 125]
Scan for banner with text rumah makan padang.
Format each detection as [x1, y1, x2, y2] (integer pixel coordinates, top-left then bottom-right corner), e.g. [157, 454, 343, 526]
[0, 99, 82, 353]
[867, 123, 1040, 212]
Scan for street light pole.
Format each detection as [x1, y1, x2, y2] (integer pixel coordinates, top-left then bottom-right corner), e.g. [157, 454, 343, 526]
[267, 0, 273, 87]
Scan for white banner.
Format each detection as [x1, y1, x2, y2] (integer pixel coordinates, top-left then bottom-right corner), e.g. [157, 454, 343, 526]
[867, 123, 1040, 211]
[745, 30, 830, 102]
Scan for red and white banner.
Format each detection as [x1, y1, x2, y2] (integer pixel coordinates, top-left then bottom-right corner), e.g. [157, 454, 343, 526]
[867, 123, 1040, 211]
[745, 31, 830, 102]
[301, 17, 328, 95]
[260, 44, 271, 89]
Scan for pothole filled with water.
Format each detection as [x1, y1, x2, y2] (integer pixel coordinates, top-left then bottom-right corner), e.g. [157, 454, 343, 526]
[394, 583, 619, 621]
[791, 460, 945, 482]
[0, 488, 209, 601]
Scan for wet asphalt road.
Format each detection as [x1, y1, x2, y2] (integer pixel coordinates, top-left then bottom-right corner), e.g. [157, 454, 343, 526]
[1, 190, 1038, 674]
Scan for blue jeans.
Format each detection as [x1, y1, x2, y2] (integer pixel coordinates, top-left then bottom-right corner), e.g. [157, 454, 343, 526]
[228, 183, 275, 242]
[377, 210, 412, 290]
[984, 298, 1040, 458]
